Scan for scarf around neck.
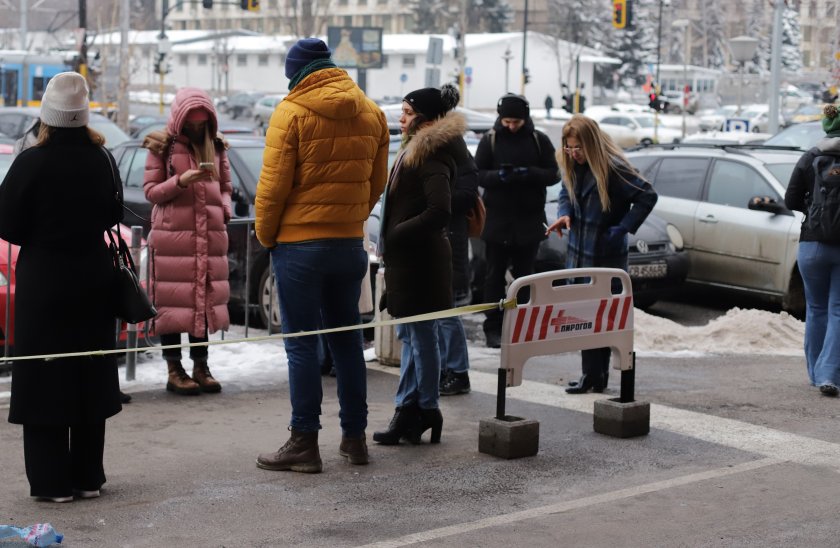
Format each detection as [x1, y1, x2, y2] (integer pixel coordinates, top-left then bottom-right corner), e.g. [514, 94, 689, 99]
[288, 59, 338, 91]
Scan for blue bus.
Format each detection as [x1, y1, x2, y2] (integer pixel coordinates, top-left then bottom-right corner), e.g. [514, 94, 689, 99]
[0, 51, 72, 107]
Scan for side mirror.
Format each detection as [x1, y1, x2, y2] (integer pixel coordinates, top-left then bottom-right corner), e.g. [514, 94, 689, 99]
[232, 188, 251, 217]
[748, 196, 790, 215]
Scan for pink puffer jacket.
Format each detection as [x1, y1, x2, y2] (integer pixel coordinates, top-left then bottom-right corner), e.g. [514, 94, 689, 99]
[143, 88, 233, 337]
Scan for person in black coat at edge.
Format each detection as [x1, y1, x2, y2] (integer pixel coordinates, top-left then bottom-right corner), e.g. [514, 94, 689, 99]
[475, 94, 559, 348]
[437, 128, 479, 396]
[374, 84, 463, 445]
[0, 72, 123, 503]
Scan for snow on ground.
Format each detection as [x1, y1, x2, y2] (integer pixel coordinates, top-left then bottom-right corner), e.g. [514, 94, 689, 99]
[0, 307, 806, 399]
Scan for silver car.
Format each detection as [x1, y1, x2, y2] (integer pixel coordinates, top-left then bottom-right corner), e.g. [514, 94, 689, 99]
[626, 144, 804, 314]
[252, 93, 287, 135]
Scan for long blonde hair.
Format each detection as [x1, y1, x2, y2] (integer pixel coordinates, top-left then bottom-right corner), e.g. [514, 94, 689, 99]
[187, 124, 218, 179]
[35, 123, 105, 147]
[558, 114, 636, 212]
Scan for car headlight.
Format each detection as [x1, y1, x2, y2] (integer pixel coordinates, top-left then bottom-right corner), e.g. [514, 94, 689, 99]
[0, 271, 7, 287]
[665, 223, 684, 251]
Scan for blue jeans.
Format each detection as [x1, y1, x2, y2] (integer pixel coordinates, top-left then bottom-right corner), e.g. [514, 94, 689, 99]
[798, 241, 840, 387]
[395, 320, 440, 409]
[436, 317, 469, 374]
[271, 239, 368, 437]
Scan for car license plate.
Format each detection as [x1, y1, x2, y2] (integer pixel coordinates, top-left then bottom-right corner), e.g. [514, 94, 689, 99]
[630, 263, 667, 279]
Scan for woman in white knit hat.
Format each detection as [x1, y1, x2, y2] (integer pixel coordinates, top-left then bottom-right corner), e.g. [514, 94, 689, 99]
[0, 72, 124, 503]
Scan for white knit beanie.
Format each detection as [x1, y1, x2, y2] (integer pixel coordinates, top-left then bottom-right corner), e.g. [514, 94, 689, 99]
[39, 72, 89, 128]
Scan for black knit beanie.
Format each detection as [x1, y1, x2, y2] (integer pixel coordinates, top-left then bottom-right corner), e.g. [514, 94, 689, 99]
[497, 93, 530, 119]
[403, 83, 460, 120]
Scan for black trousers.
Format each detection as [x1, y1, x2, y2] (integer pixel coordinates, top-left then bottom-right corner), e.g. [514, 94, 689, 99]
[23, 422, 106, 498]
[581, 347, 611, 387]
[160, 331, 209, 360]
[482, 240, 540, 335]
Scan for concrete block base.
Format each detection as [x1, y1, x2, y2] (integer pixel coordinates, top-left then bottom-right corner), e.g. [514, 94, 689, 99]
[593, 398, 650, 438]
[478, 416, 539, 459]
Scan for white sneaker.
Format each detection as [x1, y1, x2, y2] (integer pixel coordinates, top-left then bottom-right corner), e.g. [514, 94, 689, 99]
[74, 489, 101, 499]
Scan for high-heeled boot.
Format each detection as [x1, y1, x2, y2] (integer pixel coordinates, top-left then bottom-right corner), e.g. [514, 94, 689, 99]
[408, 407, 443, 444]
[372, 403, 420, 445]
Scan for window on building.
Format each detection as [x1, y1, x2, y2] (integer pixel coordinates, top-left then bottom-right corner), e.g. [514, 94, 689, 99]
[237, 54, 247, 67]
[363, 14, 372, 25]
[338, 0, 348, 5]
[381, 55, 389, 67]
[344, 15, 352, 25]
[402, 55, 415, 68]
[382, 14, 391, 30]
[359, 0, 367, 4]
[179, 54, 188, 66]
[258, 54, 269, 66]
[197, 54, 207, 66]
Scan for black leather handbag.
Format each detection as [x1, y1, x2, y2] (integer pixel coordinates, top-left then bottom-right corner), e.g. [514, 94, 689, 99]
[101, 147, 157, 324]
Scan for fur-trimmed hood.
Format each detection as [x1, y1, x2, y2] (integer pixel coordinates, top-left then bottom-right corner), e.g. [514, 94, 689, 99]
[402, 112, 467, 169]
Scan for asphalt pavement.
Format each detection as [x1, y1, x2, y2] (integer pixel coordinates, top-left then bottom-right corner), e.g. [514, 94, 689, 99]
[1, 312, 838, 547]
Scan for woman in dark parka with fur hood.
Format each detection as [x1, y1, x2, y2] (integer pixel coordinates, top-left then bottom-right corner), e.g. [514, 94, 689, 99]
[374, 84, 465, 446]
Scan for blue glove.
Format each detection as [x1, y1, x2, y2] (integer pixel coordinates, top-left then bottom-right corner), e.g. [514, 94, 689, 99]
[604, 225, 628, 251]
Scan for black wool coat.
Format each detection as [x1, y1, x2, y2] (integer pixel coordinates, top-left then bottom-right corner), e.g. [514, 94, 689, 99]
[475, 117, 559, 246]
[381, 113, 466, 317]
[0, 128, 123, 425]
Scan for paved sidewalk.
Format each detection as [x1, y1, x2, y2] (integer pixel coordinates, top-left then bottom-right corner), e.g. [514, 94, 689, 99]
[1, 338, 838, 547]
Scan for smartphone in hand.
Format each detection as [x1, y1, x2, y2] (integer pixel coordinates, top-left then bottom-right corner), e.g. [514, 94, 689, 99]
[199, 162, 214, 171]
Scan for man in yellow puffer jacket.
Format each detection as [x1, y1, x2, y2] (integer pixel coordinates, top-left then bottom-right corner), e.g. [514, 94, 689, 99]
[255, 37, 390, 474]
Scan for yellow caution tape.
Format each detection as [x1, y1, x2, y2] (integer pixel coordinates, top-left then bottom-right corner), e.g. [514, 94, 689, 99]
[0, 298, 517, 363]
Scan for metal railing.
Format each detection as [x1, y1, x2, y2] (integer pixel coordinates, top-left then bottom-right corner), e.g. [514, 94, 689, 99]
[0, 219, 277, 380]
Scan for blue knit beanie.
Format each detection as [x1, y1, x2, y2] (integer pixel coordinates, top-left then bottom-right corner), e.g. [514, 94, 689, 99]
[285, 38, 332, 80]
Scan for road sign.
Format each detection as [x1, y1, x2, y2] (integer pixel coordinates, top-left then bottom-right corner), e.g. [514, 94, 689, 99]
[466, 75, 472, 85]
[724, 118, 750, 132]
[400, 73, 407, 83]
[424, 67, 440, 88]
[464, 66, 473, 77]
[426, 37, 444, 65]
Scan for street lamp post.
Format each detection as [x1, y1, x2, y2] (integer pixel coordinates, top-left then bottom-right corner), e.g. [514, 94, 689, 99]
[672, 19, 690, 139]
[730, 36, 759, 118]
[502, 44, 513, 93]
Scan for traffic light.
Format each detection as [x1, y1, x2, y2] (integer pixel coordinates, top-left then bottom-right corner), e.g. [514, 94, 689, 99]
[240, 0, 260, 10]
[578, 95, 586, 113]
[523, 68, 530, 85]
[648, 92, 669, 112]
[202, 0, 213, 8]
[612, 0, 632, 29]
[563, 94, 574, 113]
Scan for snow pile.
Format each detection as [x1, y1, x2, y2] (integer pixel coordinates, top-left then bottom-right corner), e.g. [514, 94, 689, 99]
[634, 307, 804, 357]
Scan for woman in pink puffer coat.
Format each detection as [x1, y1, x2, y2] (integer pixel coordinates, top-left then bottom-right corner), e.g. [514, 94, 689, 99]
[143, 88, 232, 395]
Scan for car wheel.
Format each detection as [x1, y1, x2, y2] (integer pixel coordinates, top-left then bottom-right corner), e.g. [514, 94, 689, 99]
[640, 138, 653, 146]
[783, 268, 805, 320]
[257, 266, 282, 332]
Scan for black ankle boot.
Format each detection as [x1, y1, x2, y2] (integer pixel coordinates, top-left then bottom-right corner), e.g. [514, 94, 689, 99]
[373, 403, 420, 445]
[407, 407, 443, 444]
[565, 374, 605, 394]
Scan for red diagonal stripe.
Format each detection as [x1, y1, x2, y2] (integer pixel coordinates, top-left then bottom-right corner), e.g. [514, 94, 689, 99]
[594, 299, 608, 332]
[512, 308, 527, 343]
[539, 305, 553, 340]
[606, 298, 620, 331]
[618, 296, 633, 330]
[524, 306, 540, 342]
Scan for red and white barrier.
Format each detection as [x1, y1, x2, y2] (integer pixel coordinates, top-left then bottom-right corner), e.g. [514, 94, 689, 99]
[501, 268, 634, 388]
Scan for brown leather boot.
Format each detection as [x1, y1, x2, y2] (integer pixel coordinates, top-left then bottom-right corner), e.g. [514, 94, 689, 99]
[339, 434, 369, 465]
[256, 429, 322, 473]
[192, 359, 222, 393]
[166, 360, 200, 395]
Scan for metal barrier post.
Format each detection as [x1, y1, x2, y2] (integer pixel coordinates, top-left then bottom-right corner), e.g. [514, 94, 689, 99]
[4, 241, 10, 360]
[125, 226, 143, 381]
[619, 352, 636, 403]
[244, 219, 252, 338]
[495, 368, 507, 419]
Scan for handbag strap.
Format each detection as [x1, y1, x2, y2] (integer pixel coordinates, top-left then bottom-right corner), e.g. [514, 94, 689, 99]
[99, 146, 137, 272]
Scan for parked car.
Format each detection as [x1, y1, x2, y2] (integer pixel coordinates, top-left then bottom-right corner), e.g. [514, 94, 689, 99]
[252, 94, 287, 134]
[785, 103, 826, 126]
[681, 131, 771, 145]
[0, 107, 131, 150]
[725, 104, 786, 133]
[588, 111, 683, 147]
[128, 115, 168, 137]
[111, 136, 278, 329]
[223, 91, 266, 120]
[0, 224, 148, 356]
[763, 120, 824, 151]
[697, 105, 739, 132]
[378, 104, 497, 135]
[625, 144, 805, 314]
[133, 122, 258, 141]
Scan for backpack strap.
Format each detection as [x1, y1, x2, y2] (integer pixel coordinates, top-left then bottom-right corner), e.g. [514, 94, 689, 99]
[489, 127, 542, 157]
